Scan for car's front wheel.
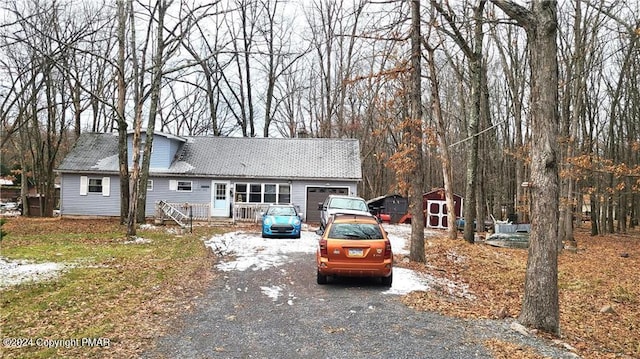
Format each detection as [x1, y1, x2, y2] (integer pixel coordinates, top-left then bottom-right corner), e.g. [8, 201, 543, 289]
[317, 270, 328, 285]
[381, 273, 393, 287]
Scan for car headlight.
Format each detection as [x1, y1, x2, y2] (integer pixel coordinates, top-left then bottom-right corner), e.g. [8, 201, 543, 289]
[294, 218, 300, 226]
[264, 217, 272, 225]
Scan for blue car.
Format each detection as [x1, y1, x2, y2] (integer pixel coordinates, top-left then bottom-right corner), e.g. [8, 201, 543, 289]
[261, 204, 303, 238]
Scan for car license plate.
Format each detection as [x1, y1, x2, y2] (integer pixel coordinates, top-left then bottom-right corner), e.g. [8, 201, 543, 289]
[348, 248, 363, 256]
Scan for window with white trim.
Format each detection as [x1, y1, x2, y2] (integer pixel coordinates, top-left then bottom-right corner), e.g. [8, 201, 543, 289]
[249, 184, 261, 202]
[235, 184, 247, 202]
[147, 180, 153, 191]
[264, 184, 277, 203]
[234, 183, 291, 204]
[177, 181, 192, 192]
[278, 184, 291, 203]
[88, 178, 103, 193]
[80, 176, 110, 196]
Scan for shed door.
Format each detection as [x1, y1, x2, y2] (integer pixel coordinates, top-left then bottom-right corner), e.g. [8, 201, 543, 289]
[306, 187, 348, 223]
[427, 200, 448, 229]
[211, 181, 230, 217]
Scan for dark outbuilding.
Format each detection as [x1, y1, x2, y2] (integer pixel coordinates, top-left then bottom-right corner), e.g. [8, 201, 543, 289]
[366, 194, 408, 224]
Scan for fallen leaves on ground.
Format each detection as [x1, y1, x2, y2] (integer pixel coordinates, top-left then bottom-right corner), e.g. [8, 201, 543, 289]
[400, 226, 640, 359]
[485, 338, 555, 359]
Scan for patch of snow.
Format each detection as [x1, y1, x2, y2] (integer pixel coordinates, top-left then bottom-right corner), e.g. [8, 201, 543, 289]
[0, 257, 70, 289]
[123, 237, 153, 244]
[384, 224, 411, 255]
[383, 267, 431, 295]
[383, 267, 475, 299]
[204, 231, 317, 271]
[260, 285, 283, 301]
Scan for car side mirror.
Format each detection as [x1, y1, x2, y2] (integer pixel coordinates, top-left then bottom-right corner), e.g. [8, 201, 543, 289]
[315, 229, 324, 236]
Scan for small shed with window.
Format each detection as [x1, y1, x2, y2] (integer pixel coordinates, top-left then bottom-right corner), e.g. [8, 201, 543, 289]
[56, 131, 362, 223]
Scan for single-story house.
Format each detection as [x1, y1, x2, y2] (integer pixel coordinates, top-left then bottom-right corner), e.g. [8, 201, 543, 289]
[56, 131, 362, 223]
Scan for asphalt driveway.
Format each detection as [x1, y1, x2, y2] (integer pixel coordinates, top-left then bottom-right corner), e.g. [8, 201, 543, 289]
[144, 227, 577, 359]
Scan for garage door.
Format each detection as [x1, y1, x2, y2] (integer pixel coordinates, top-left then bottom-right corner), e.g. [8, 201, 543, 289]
[306, 187, 349, 223]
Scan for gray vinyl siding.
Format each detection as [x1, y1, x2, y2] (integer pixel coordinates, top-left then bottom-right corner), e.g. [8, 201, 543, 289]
[60, 174, 121, 216]
[61, 174, 214, 217]
[127, 134, 179, 169]
[145, 177, 212, 216]
[60, 174, 358, 219]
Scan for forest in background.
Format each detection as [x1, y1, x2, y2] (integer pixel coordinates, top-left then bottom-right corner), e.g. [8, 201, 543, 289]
[1, 0, 638, 237]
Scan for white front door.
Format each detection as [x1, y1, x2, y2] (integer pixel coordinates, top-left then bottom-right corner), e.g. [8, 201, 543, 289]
[211, 181, 230, 217]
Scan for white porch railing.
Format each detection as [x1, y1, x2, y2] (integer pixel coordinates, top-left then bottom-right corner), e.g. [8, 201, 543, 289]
[156, 201, 270, 224]
[233, 203, 270, 223]
[156, 202, 211, 224]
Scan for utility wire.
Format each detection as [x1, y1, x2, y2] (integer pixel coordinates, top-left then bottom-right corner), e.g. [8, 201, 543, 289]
[448, 119, 509, 148]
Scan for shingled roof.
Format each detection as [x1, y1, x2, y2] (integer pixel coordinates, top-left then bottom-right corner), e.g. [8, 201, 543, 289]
[57, 133, 362, 181]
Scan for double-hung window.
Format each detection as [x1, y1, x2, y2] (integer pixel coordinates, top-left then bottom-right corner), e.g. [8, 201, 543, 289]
[249, 184, 262, 202]
[80, 176, 110, 196]
[88, 178, 103, 193]
[264, 184, 277, 203]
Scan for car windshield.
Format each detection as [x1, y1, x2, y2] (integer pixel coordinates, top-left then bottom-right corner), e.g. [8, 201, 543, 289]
[329, 198, 368, 211]
[328, 223, 383, 240]
[266, 206, 296, 216]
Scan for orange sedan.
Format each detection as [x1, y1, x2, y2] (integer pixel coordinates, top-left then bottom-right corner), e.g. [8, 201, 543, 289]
[316, 214, 393, 286]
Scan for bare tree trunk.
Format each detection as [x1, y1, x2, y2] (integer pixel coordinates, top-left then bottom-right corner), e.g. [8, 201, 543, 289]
[408, 0, 425, 263]
[432, 0, 486, 244]
[137, 0, 168, 223]
[492, 0, 560, 334]
[475, 1, 490, 235]
[425, 41, 456, 240]
[126, 0, 143, 237]
[116, 0, 129, 225]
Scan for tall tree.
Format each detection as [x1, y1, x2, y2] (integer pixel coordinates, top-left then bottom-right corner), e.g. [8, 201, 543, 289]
[223, 0, 258, 137]
[135, 0, 217, 222]
[180, 1, 233, 136]
[424, 41, 457, 240]
[136, 0, 169, 223]
[126, 0, 145, 236]
[492, 0, 561, 334]
[116, 0, 130, 224]
[490, 20, 528, 224]
[431, 0, 487, 243]
[408, 0, 425, 263]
